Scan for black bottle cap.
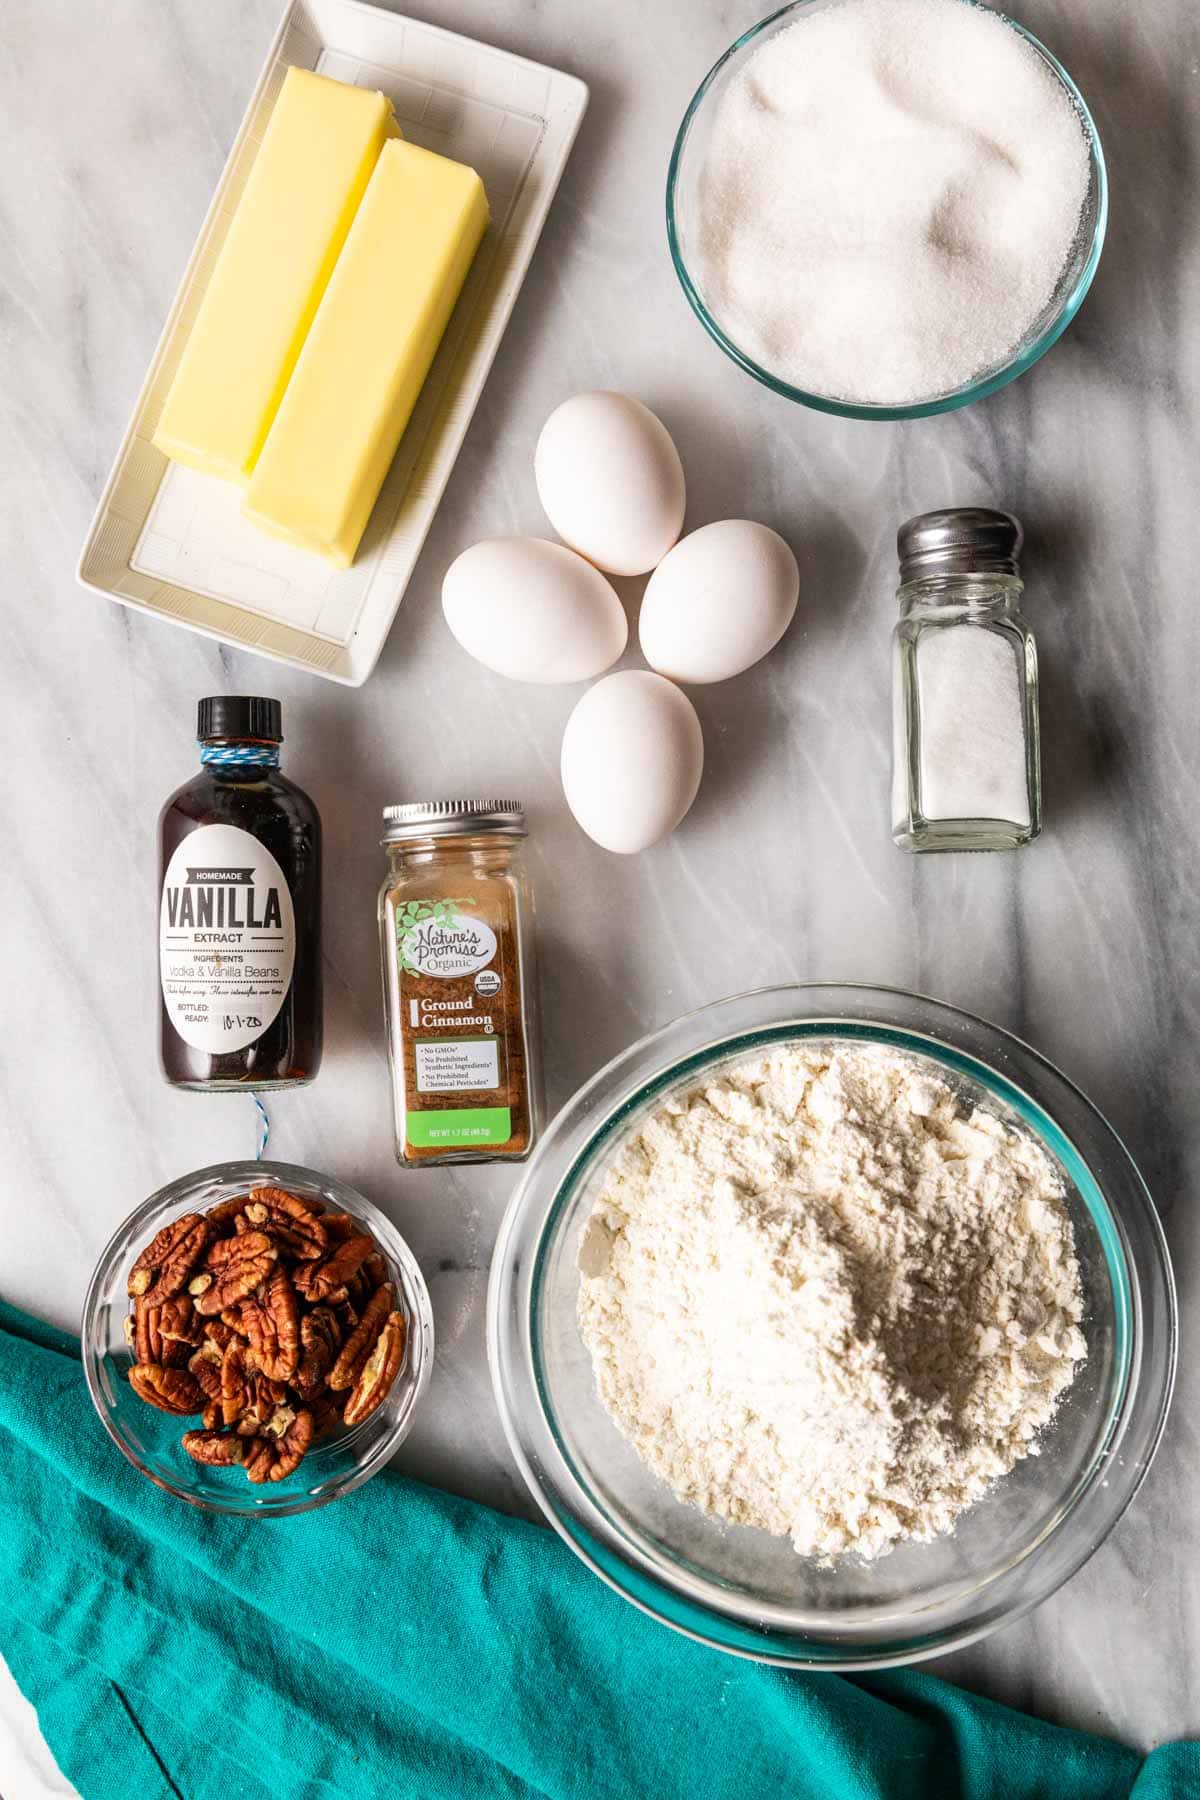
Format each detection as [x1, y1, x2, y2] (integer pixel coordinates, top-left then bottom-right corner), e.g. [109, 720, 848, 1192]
[197, 696, 283, 743]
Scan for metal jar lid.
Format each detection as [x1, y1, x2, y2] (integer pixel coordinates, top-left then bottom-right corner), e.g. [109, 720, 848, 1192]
[382, 801, 526, 843]
[897, 508, 1023, 583]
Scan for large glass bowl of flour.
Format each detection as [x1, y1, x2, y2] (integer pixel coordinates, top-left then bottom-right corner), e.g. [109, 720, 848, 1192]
[488, 985, 1175, 1667]
[666, 0, 1107, 419]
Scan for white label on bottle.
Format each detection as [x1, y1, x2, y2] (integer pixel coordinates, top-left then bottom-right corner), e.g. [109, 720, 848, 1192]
[159, 823, 295, 1054]
[415, 1038, 500, 1094]
[398, 908, 498, 979]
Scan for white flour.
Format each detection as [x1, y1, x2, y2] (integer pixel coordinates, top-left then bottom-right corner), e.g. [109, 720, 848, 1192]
[578, 1042, 1086, 1560]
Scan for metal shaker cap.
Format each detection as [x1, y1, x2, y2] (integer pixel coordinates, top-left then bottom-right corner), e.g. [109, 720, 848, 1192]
[898, 508, 1023, 583]
[381, 801, 525, 843]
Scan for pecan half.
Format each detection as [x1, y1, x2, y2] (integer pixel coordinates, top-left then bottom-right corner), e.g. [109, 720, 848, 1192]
[169, 1297, 205, 1344]
[182, 1429, 247, 1467]
[241, 1187, 328, 1261]
[128, 1214, 210, 1301]
[187, 1337, 226, 1401]
[192, 1231, 277, 1315]
[206, 1196, 249, 1227]
[346, 1251, 388, 1312]
[202, 1398, 221, 1431]
[134, 1295, 199, 1366]
[310, 1389, 345, 1441]
[294, 1305, 340, 1401]
[244, 1408, 314, 1484]
[293, 1234, 374, 1302]
[238, 1266, 300, 1383]
[128, 1363, 203, 1416]
[319, 1212, 357, 1243]
[220, 1340, 286, 1434]
[219, 1338, 251, 1425]
[342, 1312, 406, 1427]
[328, 1284, 394, 1392]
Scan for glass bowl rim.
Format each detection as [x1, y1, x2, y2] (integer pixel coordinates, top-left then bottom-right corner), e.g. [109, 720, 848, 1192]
[665, 0, 1110, 421]
[82, 1157, 435, 1519]
[487, 982, 1177, 1668]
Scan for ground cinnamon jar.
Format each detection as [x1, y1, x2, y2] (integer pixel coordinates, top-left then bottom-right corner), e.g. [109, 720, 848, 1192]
[378, 802, 539, 1166]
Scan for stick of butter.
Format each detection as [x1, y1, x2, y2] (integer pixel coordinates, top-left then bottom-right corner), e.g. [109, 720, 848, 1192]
[243, 139, 489, 567]
[153, 69, 397, 484]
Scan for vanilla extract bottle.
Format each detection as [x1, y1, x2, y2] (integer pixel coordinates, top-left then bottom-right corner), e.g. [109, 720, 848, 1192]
[158, 697, 322, 1090]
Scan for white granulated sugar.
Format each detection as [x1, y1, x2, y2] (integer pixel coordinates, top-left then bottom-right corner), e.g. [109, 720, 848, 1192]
[578, 1043, 1086, 1560]
[694, 0, 1091, 405]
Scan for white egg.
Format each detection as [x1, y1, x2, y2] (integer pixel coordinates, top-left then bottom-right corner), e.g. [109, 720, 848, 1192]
[639, 519, 799, 684]
[442, 537, 627, 684]
[534, 392, 686, 577]
[560, 671, 704, 854]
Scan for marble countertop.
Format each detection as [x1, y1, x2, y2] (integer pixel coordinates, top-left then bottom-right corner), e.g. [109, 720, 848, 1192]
[3, 0, 1198, 1787]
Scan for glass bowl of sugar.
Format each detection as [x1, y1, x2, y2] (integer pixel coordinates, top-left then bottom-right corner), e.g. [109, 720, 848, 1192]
[488, 984, 1175, 1668]
[667, 0, 1107, 419]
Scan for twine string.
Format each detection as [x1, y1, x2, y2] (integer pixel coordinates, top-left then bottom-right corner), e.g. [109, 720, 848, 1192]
[199, 743, 280, 768]
[253, 1095, 270, 1160]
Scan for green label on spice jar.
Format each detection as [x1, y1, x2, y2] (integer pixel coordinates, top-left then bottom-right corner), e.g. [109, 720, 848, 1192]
[406, 1106, 512, 1149]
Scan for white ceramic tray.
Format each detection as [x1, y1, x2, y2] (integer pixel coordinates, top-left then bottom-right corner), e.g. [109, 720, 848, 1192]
[77, 0, 587, 685]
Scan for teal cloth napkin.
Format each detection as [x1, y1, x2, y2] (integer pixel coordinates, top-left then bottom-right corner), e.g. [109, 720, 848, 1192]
[0, 1298, 1194, 1800]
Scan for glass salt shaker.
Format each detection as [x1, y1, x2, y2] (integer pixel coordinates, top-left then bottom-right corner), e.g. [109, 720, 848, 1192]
[891, 508, 1041, 852]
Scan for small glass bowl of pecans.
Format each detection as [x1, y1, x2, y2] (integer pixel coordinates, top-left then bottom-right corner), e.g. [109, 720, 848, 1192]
[82, 1160, 434, 1515]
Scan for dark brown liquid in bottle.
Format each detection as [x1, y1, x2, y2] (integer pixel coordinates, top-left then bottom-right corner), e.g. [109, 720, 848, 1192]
[159, 737, 322, 1089]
